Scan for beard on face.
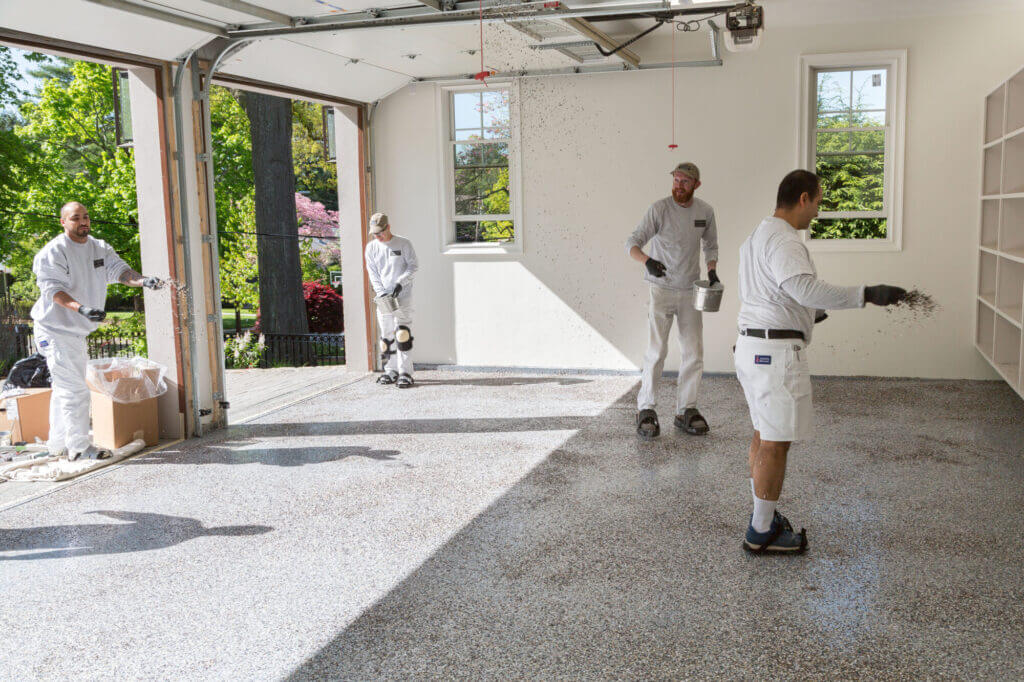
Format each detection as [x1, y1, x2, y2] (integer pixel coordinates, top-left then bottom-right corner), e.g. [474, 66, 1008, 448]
[672, 188, 693, 203]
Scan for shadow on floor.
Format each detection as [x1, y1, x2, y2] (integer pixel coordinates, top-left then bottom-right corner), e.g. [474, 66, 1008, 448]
[0, 510, 272, 561]
[226, 416, 596, 440]
[405, 376, 594, 388]
[283, 379, 1024, 680]
[134, 444, 405, 467]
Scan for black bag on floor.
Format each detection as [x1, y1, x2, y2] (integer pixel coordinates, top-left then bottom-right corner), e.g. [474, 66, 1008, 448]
[3, 353, 51, 390]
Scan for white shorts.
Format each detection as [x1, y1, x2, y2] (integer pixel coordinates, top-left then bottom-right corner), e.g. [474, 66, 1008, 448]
[734, 335, 813, 442]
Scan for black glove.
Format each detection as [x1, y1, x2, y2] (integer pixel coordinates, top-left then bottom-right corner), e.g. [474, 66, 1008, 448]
[391, 283, 402, 297]
[814, 310, 829, 324]
[707, 269, 720, 286]
[141, 276, 164, 290]
[864, 285, 907, 306]
[645, 258, 666, 278]
[78, 306, 106, 322]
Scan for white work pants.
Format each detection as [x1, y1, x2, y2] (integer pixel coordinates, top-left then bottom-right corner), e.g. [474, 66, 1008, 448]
[637, 285, 704, 413]
[377, 302, 414, 376]
[35, 328, 92, 456]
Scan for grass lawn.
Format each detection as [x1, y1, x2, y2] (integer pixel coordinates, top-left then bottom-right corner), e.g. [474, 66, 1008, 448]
[104, 309, 256, 330]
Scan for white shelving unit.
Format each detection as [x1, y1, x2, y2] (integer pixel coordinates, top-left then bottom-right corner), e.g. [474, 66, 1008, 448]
[978, 64, 1024, 398]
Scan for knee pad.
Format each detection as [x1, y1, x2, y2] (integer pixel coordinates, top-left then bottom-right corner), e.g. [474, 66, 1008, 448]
[379, 337, 395, 357]
[396, 325, 413, 351]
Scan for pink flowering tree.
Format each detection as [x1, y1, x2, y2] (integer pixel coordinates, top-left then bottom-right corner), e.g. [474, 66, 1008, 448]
[296, 192, 341, 284]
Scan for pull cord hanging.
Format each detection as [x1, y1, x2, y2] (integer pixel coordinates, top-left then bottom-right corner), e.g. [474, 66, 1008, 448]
[474, 0, 490, 82]
[668, 21, 678, 150]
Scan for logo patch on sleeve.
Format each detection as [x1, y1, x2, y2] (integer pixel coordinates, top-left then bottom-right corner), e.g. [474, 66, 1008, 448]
[694, 219, 707, 227]
[754, 355, 772, 365]
[391, 250, 402, 256]
[93, 258, 104, 268]
[38, 339, 49, 348]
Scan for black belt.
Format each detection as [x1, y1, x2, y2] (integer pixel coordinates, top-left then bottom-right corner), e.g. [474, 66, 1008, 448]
[740, 328, 805, 341]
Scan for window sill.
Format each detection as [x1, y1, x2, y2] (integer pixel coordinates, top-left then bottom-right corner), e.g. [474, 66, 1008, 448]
[803, 236, 901, 253]
[442, 241, 522, 256]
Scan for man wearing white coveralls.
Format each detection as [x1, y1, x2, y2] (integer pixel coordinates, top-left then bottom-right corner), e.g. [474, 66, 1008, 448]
[735, 170, 906, 555]
[31, 202, 163, 461]
[627, 162, 719, 441]
[364, 212, 419, 388]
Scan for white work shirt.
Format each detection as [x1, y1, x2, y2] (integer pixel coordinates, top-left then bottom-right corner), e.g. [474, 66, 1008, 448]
[737, 217, 862, 344]
[626, 196, 719, 291]
[31, 234, 131, 337]
[364, 234, 418, 299]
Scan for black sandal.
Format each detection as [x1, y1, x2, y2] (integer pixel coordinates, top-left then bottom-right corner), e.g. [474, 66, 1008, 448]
[376, 372, 398, 385]
[675, 408, 709, 435]
[636, 409, 660, 440]
[396, 373, 414, 388]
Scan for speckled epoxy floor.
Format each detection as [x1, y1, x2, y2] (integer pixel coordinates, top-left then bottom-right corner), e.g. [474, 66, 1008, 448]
[1, 371, 1022, 680]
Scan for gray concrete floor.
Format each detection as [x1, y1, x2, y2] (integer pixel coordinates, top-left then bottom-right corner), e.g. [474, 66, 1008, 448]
[1, 370, 1022, 680]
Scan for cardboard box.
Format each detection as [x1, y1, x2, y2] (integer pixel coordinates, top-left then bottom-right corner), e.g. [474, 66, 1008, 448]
[0, 388, 52, 444]
[90, 392, 159, 450]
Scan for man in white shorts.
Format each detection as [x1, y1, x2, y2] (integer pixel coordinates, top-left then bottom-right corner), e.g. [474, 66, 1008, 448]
[735, 170, 905, 554]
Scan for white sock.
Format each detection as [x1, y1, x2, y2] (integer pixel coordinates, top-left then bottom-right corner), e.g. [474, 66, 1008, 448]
[749, 478, 755, 501]
[751, 495, 777, 533]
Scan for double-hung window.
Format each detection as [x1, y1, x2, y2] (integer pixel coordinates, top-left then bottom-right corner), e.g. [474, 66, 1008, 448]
[441, 84, 520, 252]
[799, 51, 907, 251]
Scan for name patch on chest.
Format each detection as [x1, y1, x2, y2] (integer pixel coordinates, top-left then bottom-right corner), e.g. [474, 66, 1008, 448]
[390, 250, 402, 256]
[694, 219, 707, 228]
[754, 355, 772, 365]
[93, 258, 104, 268]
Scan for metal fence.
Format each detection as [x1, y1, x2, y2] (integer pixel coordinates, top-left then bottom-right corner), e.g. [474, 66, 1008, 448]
[224, 331, 345, 368]
[5, 325, 345, 371]
[11, 325, 146, 360]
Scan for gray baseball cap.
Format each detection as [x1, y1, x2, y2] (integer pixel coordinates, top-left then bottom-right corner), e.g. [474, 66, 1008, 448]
[670, 162, 700, 181]
[368, 212, 389, 234]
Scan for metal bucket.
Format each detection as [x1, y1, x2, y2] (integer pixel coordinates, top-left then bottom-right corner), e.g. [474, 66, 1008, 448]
[692, 280, 724, 312]
[374, 294, 400, 314]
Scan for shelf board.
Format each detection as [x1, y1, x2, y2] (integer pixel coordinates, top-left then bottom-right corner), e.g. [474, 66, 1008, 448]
[976, 343, 994, 363]
[979, 293, 996, 309]
[995, 304, 1023, 328]
[1006, 124, 1024, 143]
[984, 137, 1002, 149]
[980, 245, 1000, 256]
[1000, 247, 1024, 264]
[981, 193, 1024, 200]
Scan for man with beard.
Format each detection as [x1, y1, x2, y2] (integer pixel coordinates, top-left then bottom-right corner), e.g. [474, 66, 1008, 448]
[31, 201, 163, 460]
[626, 162, 719, 440]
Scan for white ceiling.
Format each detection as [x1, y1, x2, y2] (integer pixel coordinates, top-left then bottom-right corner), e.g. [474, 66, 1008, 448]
[1, 0, 1020, 102]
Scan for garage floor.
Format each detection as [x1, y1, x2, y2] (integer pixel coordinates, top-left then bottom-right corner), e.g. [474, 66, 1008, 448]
[1, 370, 1022, 679]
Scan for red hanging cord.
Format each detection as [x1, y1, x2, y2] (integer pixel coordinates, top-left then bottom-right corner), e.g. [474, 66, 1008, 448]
[474, 0, 489, 82]
[668, 22, 678, 150]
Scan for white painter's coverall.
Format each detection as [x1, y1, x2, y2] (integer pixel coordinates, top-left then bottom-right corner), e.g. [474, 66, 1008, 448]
[31, 234, 130, 455]
[626, 196, 719, 413]
[365, 235, 419, 376]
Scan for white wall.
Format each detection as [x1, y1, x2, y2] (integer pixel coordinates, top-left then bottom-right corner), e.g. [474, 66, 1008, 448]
[373, 11, 1024, 378]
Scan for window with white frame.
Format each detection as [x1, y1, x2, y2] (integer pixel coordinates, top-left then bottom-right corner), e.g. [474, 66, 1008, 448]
[445, 87, 515, 245]
[799, 51, 906, 250]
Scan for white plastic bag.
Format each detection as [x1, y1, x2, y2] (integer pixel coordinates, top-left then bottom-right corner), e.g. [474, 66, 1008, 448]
[86, 357, 168, 404]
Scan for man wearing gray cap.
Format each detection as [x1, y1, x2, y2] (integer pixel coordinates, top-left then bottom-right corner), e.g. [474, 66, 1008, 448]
[626, 162, 719, 440]
[364, 212, 419, 387]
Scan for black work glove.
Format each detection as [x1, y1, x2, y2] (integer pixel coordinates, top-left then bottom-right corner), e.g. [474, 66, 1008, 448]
[78, 306, 106, 322]
[814, 310, 829, 324]
[707, 269, 720, 286]
[142, 276, 164, 290]
[391, 283, 403, 297]
[645, 258, 666, 278]
[864, 285, 907, 306]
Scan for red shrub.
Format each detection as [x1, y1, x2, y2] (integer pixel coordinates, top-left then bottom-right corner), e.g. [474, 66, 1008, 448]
[302, 281, 344, 333]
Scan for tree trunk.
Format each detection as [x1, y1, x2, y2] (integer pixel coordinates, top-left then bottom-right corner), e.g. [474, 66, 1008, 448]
[239, 91, 308, 336]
